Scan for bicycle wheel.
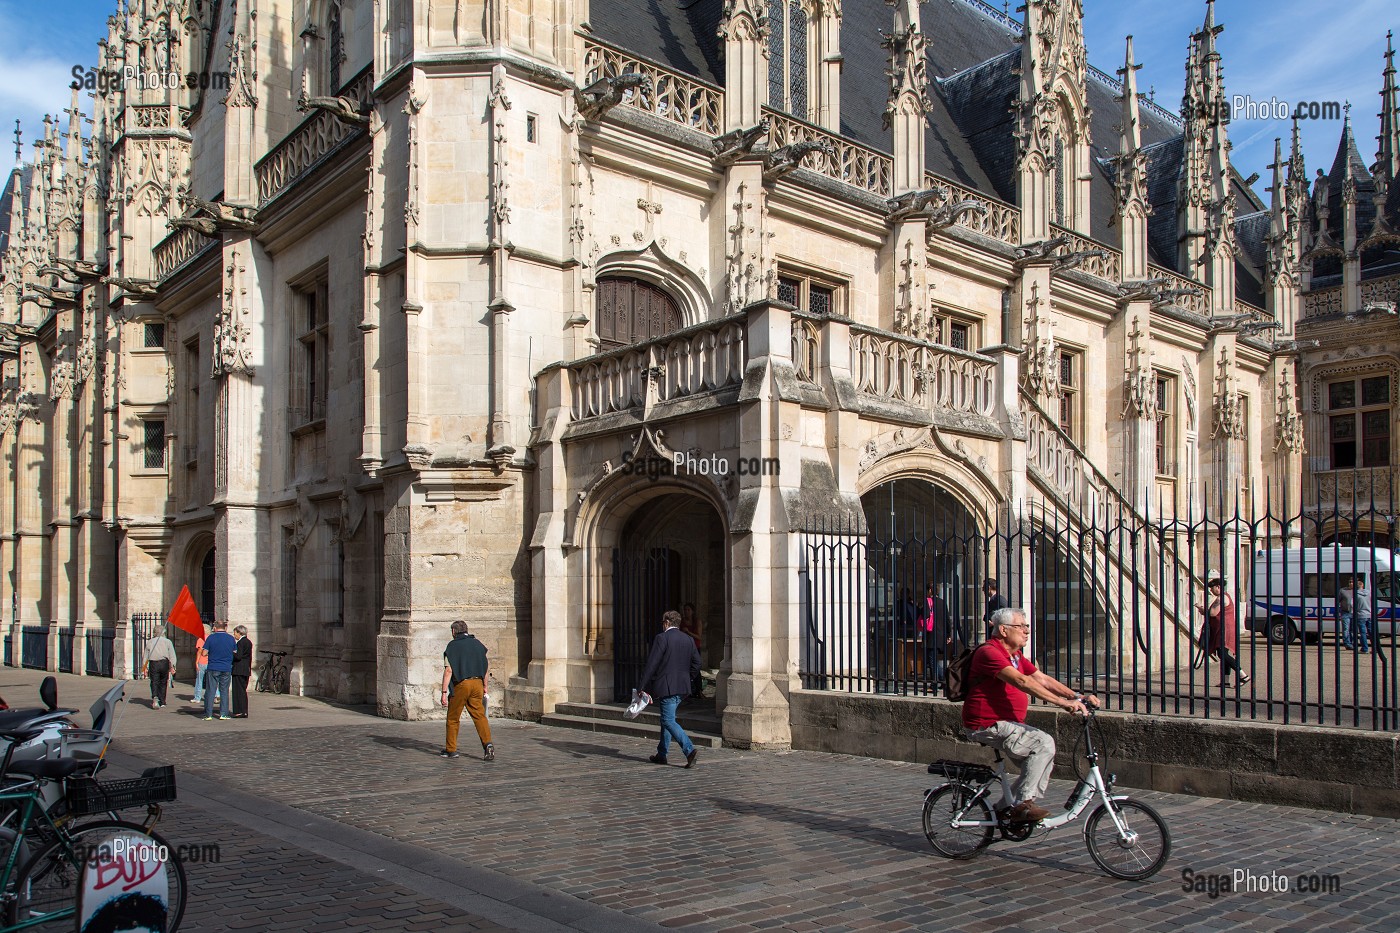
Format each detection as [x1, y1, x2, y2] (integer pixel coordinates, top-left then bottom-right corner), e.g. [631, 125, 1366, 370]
[9, 819, 188, 931]
[272, 665, 290, 695]
[1083, 798, 1171, 880]
[256, 665, 271, 692]
[922, 783, 994, 859]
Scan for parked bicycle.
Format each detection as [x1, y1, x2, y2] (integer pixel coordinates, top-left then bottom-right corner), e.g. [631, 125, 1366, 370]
[921, 704, 1171, 880]
[255, 650, 289, 695]
[0, 757, 187, 930]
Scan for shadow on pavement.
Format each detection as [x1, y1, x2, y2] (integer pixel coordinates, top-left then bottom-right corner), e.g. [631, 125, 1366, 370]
[533, 738, 635, 761]
[707, 796, 930, 855]
[370, 734, 444, 755]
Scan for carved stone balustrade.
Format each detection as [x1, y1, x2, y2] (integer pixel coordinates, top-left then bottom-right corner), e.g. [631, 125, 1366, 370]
[849, 325, 995, 418]
[924, 172, 1020, 245]
[1049, 223, 1121, 282]
[1146, 263, 1211, 317]
[766, 109, 892, 197]
[581, 39, 722, 135]
[153, 223, 216, 282]
[569, 316, 747, 421]
[254, 67, 372, 205]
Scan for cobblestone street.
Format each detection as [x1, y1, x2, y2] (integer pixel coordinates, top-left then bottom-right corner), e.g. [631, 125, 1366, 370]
[9, 671, 1400, 931]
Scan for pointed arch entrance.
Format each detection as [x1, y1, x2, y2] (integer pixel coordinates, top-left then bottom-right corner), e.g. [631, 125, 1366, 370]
[858, 478, 988, 688]
[605, 490, 727, 703]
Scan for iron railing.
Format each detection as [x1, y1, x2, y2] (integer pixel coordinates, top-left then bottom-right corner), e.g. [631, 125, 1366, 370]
[20, 627, 47, 670]
[801, 475, 1400, 731]
[131, 612, 163, 678]
[86, 630, 115, 677]
[57, 628, 74, 674]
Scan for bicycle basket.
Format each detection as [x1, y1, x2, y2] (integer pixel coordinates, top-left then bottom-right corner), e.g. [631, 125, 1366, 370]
[66, 765, 177, 815]
[926, 759, 995, 784]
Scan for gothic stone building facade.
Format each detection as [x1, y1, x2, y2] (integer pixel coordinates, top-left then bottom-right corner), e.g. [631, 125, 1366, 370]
[1, 0, 1394, 745]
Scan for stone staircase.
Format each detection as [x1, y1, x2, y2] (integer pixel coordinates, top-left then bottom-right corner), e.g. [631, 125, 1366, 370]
[542, 700, 726, 748]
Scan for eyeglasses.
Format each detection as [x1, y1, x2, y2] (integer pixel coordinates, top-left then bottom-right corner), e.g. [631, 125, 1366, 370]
[1003, 623, 1031, 630]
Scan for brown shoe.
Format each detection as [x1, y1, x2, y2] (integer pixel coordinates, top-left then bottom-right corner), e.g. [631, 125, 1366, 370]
[1005, 801, 1051, 823]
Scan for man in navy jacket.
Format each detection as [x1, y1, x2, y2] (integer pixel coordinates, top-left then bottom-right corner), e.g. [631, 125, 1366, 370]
[639, 610, 702, 768]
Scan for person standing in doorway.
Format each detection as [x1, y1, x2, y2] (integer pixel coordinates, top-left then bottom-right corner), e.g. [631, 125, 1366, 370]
[440, 621, 494, 761]
[231, 626, 253, 718]
[639, 610, 701, 768]
[202, 621, 237, 720]
[982, 579, 1006, 639]
[1351, 574, 1373, 653]
[680, 602, 704, 698]
[191, 623, 210, 706]
[1338, 577, 1356, 650]
[141, 628, 177, 709]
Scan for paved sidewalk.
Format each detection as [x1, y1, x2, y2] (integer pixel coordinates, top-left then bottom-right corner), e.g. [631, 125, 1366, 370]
[5, 669, 1399, 930]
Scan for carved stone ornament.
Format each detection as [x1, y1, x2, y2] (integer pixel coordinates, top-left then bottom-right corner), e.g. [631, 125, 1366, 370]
[717, 0, 769, 46]
[1274, 370, 1304, 452]
[1121, 316, 1156, 420]
[1020, 283, 1059, 401]
[49, 360, 75, 402]
[0, 404, 15, 438]
[882, 21, 931, 131]
[212, 251, 254, 378]
[225, 30, 258, 109]
[1212, 346, 1246, 439]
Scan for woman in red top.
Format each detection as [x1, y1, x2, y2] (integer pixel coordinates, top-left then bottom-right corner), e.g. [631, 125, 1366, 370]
[1201, 577, 1250, 687]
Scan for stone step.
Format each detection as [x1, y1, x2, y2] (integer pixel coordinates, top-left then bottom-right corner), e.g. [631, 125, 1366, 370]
[554, 701, 722, 732]
[540, 713, 725, 748]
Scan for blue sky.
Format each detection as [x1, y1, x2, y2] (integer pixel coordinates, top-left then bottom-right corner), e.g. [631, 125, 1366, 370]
[1, 0, 1396, 201]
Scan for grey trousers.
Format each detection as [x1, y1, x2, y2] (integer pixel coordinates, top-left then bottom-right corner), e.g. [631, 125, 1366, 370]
[965, 721, 1056, 806]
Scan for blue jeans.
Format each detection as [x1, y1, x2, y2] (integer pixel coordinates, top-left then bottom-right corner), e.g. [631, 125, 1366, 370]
[1352, 615, 1372, 652]
[193, 663, 208, 702]
[204, 671, 232, 718]
[656, 695, 694, 760]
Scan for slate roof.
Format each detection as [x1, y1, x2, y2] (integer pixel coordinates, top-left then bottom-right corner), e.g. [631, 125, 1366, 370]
[590, 0, 1270, 296]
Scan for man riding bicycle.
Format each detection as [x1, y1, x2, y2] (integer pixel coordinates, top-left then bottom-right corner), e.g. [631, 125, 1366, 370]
[962, 607, 1099, 823]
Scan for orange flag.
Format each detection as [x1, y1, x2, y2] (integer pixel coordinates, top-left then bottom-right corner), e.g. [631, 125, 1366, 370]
[168, 585, 205, 639]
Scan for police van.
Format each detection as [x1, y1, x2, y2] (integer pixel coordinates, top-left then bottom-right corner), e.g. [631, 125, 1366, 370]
[1250, 547, 1396, 644]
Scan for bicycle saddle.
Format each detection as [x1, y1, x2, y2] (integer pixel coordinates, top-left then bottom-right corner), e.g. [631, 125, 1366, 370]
[8, 758, 84, 780]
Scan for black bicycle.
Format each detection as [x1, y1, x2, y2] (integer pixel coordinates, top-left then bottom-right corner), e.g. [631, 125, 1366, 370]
[255, 651, 289, 695]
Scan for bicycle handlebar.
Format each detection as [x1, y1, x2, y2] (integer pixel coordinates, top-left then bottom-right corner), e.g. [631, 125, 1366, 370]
[259, 650, 288, 658]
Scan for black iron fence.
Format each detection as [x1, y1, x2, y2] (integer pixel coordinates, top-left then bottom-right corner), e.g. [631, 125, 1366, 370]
[57, 628, 74, 673]
[802, 482, 1400, 731]
[86, 629, 114, 677]
[131, 612, 163, 678]
[20, 627, 47, 670]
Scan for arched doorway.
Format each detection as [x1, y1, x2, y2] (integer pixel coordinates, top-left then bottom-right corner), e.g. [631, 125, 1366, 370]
[198, 545, 216, 624]
[595, 276, 682, 349]
[609, 492, 726, 702]
[859, 479, 986, 688]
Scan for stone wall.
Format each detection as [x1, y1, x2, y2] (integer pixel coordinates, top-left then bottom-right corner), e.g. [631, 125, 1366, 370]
[789, 689, 1400, 817]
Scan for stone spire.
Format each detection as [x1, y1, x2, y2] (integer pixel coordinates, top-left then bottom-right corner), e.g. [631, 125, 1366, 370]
[1265, 138, 1299, 334]
[884, 0, 929, 195]
[1376, 31, 1400, 188]
[1115, 35, 1150, 280]
[717, 0, 768, 132]
[1339, 108, 1363, 311]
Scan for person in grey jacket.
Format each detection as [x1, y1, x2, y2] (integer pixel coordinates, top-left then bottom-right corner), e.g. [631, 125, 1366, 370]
[1351, 575, 1373, 653]
[141, 630, 177, 709]
[638, 610, 702, 768]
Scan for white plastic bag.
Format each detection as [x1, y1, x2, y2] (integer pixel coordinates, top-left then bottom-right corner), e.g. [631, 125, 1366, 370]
[624, 689, 652, 719]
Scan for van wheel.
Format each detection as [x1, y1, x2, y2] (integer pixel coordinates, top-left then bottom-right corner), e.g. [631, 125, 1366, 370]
[1268, 616, 1298, 645]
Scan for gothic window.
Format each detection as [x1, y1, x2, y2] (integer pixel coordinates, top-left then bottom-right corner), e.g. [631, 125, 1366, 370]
[143, 322, 165, 348]
[142, 418, 166, 470]
[776, 271, 839, 316]
[767, 0, 809, 118]
[328, 1, 343, 92]
[1053, 138, 1066, 227]
[292, 277, 330, 426]
[925, 310, 979, 350]
[595, 277, 682, 350]
[1328, 376, 1391, 469]
[184, 338, 200, 467]
[1058, 348, 1081, 442]
[1155, 373, 1176, 477]
[199, 547, 217, 624]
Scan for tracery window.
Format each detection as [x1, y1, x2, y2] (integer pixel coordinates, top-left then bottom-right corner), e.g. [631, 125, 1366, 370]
[767, 0, 809, 118]
[595, 277, 682, 350]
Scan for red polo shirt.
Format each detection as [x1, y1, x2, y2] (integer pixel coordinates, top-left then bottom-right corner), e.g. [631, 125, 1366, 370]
[961, 640, 1037, 730]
